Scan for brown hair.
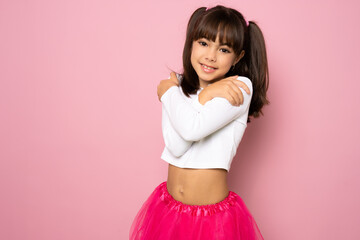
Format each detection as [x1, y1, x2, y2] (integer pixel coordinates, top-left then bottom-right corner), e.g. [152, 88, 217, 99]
[180, 5, 269, 122]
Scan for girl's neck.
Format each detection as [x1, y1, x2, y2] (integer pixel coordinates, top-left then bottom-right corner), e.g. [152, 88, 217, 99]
[199, 78, 218, 89]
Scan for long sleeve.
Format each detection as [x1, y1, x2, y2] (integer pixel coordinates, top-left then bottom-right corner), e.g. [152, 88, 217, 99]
[160, 77, 253, 142]
[161, 103, 193, 157]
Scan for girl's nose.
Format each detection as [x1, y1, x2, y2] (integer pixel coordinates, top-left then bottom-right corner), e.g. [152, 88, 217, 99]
[205, 49, 217, 62]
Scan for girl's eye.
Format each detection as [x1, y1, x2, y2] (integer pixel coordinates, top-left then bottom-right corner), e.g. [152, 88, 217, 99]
[220, 48, 231, 53]
[198, 41, 207, 47]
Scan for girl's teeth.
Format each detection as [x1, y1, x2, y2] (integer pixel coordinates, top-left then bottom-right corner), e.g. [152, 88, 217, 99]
[203, 65, 214, 69]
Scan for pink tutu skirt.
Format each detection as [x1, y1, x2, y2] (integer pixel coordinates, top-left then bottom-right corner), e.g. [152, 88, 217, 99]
[129, 181, 263, 240]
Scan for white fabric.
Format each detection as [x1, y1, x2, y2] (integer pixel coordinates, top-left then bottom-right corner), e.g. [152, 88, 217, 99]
[160, 76, 253, 172]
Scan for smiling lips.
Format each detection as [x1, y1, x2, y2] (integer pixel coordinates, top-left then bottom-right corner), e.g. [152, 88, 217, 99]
[200, 63, 217, 73]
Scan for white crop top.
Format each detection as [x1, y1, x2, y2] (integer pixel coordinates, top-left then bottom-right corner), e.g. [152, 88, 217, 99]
[160, 75, 253, 172]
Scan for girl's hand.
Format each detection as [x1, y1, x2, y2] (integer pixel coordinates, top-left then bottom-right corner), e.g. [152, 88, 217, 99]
[157, 72, 179, 101]
[198, 76, 250, 106]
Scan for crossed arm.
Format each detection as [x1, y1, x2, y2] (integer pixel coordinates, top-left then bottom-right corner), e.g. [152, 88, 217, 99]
[160, 76, 253, 157]
[161, 103, 193, 157]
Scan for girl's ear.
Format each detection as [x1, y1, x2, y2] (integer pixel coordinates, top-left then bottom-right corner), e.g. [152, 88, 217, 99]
[234, 50, 245, 65]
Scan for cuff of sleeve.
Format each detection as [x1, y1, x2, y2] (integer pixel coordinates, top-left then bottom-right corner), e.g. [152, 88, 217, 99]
[160, 86, 178, 103]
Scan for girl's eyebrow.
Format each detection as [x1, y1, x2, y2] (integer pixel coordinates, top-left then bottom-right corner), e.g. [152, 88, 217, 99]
[217, 42, 232, 48]
[220, 43, 231, 47]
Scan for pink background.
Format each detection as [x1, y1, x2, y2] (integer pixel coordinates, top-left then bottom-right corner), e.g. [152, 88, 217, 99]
[1, 0, 359, 239]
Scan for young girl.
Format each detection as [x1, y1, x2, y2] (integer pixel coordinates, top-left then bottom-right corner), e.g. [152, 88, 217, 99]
[130, 5, 269, 240]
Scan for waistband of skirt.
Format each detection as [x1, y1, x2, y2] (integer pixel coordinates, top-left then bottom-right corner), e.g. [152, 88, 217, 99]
[158, 181, 239, 217]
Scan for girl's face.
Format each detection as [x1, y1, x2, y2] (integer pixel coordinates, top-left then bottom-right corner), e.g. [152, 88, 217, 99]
[190, 35, 240, 88]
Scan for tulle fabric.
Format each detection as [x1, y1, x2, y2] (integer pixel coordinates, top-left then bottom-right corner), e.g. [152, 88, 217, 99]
[129, 181, 263, 240]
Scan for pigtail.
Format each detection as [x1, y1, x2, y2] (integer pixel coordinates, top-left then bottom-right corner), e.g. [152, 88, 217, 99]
[244, 21, 270, 120]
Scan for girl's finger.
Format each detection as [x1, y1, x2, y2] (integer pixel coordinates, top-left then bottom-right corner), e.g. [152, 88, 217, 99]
[229, 82, 244, 105]
[227, 85, 241, 106]
[233, 80, 250, 94]
[170, 72, 177, 79]
[169, 72, 180, 85]
[227, 93, 237, 106]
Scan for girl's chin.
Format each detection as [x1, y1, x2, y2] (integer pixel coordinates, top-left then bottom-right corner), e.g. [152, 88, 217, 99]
[199, 75, 224, 82]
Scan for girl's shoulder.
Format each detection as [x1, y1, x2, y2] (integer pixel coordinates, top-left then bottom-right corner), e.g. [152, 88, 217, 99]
[236, 75, 252, 83]
[175, 73, 183, 83]
[236, 76, 253, 92]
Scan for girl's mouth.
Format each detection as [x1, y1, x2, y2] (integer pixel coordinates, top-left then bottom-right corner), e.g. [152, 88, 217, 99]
[200, 63, 217, 73]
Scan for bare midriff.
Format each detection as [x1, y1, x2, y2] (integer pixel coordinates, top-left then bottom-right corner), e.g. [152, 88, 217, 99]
[166, 164, 229, 206]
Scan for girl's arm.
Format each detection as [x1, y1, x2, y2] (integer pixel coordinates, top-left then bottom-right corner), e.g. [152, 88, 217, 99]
[198, 77, 250, 106]
[161, 104, 193, 157]
[158, 73, 193, 157]
[160, 76, 253, 142]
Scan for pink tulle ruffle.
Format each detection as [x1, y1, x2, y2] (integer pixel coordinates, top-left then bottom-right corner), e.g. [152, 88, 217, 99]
[130, 181, 263, 240]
